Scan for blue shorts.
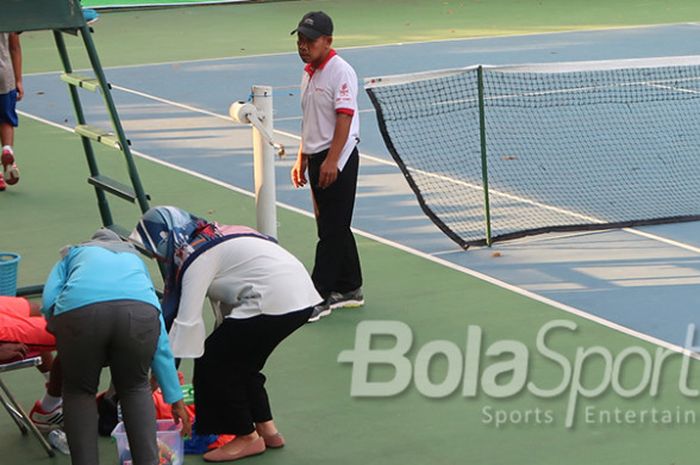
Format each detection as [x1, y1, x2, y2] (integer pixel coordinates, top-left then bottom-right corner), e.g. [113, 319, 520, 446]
[0, 89, 18, 127]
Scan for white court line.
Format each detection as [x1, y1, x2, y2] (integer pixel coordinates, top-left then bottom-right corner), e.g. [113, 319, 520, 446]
[108, 82, 700, 255]
[22, 22, 694, 77]
[110, 83, 403, 168]
[111, 84, 375, 124]
[430, 230, 614, 256]
[110, 84, 237, 123]
[17, 108, 700, 362]
[647, 82, 700, 95]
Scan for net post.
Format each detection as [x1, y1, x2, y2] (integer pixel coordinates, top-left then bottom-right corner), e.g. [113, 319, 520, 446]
[251, 85, 278, 239]
[476, 66, 493, 246]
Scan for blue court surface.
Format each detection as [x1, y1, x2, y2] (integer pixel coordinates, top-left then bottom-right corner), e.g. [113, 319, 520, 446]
[19, 23, 700, 352]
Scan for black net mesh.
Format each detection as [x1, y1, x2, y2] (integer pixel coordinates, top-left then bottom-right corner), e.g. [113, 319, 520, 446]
[366, 59, 700, 247]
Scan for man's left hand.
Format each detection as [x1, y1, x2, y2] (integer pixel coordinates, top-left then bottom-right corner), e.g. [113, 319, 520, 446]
[318, 158, 339, 189]
[16, 81, 23, 101]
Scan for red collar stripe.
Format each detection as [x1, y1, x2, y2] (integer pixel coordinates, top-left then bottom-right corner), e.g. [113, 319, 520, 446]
[305, 49, 337, 77]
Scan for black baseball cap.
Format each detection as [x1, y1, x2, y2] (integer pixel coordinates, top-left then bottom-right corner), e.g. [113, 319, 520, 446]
[291, 11, 333, 40]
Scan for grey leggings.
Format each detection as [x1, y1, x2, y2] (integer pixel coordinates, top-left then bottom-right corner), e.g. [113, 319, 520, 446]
[50, 300, 161, 465]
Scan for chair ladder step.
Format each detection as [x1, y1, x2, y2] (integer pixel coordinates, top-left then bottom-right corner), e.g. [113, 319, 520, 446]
[88, 175, 150, 203]
[75, 124, 128, 150]
[60, 73, 102, 92]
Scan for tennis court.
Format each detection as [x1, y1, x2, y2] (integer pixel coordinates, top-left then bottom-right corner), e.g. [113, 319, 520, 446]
[4, 1, 700, 464]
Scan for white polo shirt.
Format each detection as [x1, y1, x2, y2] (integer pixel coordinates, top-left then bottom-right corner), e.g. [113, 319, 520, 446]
[300, 49, 360, 171]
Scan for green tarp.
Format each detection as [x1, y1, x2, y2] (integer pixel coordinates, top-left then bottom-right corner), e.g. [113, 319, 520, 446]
[81, 0, 248, 8]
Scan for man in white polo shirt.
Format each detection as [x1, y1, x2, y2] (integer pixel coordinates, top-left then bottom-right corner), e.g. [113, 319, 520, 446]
[290, 11, 363, 322]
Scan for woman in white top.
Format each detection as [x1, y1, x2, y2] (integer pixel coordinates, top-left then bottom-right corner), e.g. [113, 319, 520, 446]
[131, 206, 321, 463]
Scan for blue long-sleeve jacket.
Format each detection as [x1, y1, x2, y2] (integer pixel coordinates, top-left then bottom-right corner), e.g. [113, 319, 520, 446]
[42, 246, 182, 404]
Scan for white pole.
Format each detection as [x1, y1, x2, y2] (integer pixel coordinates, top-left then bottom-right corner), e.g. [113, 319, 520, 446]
[251, 85, 277, 239]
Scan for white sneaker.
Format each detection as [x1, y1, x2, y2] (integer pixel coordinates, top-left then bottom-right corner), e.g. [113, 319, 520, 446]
[29, 400, 64, 432]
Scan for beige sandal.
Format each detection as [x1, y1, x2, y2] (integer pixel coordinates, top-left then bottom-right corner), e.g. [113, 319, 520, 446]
[262, 432, 285, 449]
[203, 436, 266, 462]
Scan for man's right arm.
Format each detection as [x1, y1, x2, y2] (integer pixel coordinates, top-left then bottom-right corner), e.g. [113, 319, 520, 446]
[292, 142, 308, 188]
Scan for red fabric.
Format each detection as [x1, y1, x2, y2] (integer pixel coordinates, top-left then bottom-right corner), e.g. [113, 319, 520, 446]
[0, 297, 55, 349]
[304, 49, 337, 78]
[336, 108, 355, 116]
[153, 373, 196, 421]
[209, 434, 237, 449]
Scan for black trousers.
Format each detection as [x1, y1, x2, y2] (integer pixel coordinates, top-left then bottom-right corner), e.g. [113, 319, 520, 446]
[193, 307, 312, 436]
[308, 147, 363, 298]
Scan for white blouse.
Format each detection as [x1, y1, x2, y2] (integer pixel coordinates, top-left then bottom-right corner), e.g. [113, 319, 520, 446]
[168, 237, 322, 358]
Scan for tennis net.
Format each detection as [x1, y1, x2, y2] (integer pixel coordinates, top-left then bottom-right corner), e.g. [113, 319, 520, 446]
[365, 56, 700, 248]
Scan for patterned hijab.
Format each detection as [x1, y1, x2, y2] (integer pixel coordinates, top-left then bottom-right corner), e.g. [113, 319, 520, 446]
[130, 206, 222, 327]
[130, 206, 218, 265]
[131, 206, 276, 329]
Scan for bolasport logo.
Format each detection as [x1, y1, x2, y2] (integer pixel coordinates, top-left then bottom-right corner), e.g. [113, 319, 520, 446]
[337, 320, 700, 428]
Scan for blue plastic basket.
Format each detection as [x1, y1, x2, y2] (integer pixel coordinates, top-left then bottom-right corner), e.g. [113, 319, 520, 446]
[0, 252, 20, 296]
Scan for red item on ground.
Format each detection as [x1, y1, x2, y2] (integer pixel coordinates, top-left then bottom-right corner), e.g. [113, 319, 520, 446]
[209, 434, 236, 449]
[152, 379, 196, 421]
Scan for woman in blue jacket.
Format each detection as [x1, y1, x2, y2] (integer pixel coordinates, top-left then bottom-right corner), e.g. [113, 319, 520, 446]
[42, 229, 191, 465]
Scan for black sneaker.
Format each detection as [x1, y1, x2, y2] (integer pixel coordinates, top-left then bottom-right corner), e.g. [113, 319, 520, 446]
[328, 288, 364, 310]
[307, 300, 332, 323]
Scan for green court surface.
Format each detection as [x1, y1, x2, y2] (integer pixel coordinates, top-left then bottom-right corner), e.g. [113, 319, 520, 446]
[20, 0, 700, 74]
[82, 0, 254, 7]
[5, 1, 700, 464]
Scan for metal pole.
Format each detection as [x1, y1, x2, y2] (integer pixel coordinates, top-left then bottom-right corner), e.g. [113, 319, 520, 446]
[477, 66, 493, 247]
[251, 85, 278, 238]
[0, 377, 55, 457]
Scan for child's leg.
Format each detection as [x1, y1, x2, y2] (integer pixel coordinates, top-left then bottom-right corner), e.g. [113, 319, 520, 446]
[0, 89, 19, 185]
[33, 354, 63, 413]
[47, 357, 62, 397]
[38, 351, 53, 375]
[0, 121, 13, 147]
[0, 89, 18, 149]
